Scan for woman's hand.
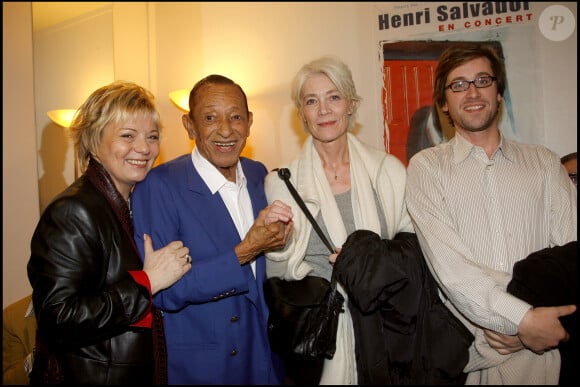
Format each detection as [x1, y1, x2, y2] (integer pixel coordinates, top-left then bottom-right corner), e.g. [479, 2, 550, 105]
[328, 247, 341, 264]
[235, 201, 294, 265]
[263, 200, 293, 225]
[142, 233, 191, 295]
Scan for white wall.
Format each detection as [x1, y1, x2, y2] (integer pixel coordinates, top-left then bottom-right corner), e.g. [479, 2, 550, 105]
[33, 6, 115, 212]
[539, 12, 578, 155]
[3, 2, 577, 307]
[152, 2, 383, 171]
[3, 2, 39, 307]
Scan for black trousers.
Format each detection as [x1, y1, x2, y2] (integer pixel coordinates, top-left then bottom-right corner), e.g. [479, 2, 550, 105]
[281, 353, 324, 385]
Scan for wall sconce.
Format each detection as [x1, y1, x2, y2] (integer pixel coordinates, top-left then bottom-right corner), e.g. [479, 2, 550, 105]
[47, 109, 80, 178]
[169, 89, 190, 112]
[47, 109, 78, 128]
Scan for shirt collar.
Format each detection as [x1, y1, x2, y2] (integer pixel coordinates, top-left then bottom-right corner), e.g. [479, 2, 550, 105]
[25, 299, 34, 318]
[191, 147, 246, 194]
[497, 135, 516, 162]
[452, 131, 514, 163]
[451, 133, 473, 163]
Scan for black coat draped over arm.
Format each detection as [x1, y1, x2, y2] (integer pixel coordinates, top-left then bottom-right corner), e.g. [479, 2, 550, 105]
[334, 230, 473, 385]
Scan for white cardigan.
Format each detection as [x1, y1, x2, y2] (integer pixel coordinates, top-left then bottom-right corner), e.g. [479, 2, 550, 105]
[265, 133, 413, 280]
[264, 133, 414, 384]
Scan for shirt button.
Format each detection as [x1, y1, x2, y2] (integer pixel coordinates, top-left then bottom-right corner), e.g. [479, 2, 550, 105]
[230, 315, 240, 322]
[230, 349, 239, 356]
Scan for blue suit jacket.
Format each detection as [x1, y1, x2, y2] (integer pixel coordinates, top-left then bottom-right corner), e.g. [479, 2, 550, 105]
[131, 154, 283, 385]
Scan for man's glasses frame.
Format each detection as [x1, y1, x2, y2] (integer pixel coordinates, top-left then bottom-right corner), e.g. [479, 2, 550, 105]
[445, 76, 497, 93]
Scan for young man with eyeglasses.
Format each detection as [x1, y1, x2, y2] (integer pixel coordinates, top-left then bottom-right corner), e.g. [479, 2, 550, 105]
[405, 43, 577, 384]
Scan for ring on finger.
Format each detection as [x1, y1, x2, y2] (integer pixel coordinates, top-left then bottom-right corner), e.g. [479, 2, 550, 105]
[185, 254, 191, 264]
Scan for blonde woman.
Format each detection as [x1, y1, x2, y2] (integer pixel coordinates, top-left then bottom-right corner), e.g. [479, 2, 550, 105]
[265, 56, 413, 384]
[28, 81, 191, 384]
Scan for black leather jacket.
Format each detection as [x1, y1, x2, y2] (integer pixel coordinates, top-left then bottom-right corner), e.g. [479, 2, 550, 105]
[27, 158, 156, 385]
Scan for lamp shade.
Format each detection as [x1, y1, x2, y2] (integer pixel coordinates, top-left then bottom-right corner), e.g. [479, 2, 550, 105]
[47, 109, 78, 127]
[169, 89, 190, 112]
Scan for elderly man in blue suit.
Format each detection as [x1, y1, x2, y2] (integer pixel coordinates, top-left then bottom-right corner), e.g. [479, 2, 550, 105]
[131, 74, 293, 384]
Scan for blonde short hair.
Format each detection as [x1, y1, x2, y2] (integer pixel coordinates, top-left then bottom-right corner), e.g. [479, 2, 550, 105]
[68, 81, 160, 172]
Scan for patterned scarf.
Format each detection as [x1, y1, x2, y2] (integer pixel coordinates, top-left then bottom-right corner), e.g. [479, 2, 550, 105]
[85, 157, 168, 385]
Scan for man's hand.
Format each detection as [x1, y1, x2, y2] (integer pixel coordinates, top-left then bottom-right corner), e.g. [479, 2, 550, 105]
[235, 201, 293, 265]
[517, 305, 576, 354]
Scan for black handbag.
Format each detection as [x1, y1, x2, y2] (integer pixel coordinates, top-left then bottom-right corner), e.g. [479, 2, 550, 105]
[264, 168, 345, 360]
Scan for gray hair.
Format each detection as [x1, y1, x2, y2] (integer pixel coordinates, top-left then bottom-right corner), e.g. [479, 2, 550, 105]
[291, 56, 361, 132]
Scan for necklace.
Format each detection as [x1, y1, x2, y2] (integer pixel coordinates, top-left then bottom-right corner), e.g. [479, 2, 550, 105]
[330, 165, 344, 181]
[326, 161, 347, 181]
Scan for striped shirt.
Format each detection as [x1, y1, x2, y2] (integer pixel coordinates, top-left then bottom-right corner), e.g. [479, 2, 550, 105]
[405, 133, 577, 336]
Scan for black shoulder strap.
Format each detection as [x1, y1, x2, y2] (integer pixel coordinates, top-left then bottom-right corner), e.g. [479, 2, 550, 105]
[277, 168, 335, 254]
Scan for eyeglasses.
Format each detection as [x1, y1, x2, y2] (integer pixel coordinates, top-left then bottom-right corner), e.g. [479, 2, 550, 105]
[569, 173, 577, 186]
[445, 76, 497, 93]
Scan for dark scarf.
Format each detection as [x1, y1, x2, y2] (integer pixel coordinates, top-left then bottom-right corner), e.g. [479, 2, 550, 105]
[85, 157, 168, 385]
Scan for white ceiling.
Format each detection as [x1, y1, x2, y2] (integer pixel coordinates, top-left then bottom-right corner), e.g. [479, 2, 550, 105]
[32, 2, 111, 32]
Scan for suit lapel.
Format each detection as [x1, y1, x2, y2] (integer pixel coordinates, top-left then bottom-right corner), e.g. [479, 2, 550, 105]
[185, 161, 241, 248]
[185, 161, 264, 308]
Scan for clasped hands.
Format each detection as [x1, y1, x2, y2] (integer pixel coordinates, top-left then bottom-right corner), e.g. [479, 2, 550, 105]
[484, 304, 576, 355]
[236, 200, 294, 265]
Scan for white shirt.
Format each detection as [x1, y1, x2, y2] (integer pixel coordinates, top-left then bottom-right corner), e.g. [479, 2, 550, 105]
[192, 148, 256, 277]
[406, 133, 577, 333]
[405, 133, 577, 383]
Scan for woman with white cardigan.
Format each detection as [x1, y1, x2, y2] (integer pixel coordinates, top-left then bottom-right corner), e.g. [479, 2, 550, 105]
[264, 56, 414, 384]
